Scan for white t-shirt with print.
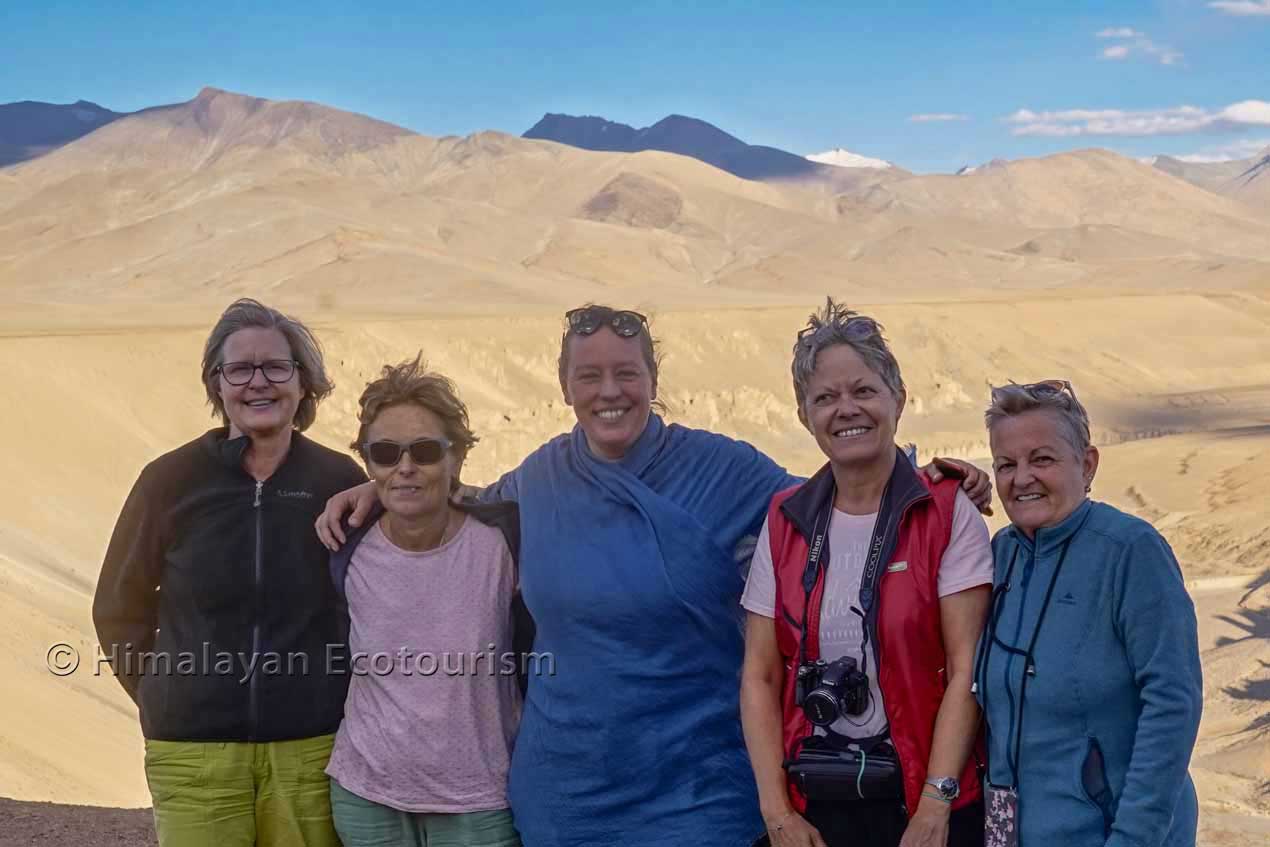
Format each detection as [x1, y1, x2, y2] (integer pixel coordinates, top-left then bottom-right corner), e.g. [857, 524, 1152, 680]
[742, 488, 992, 740]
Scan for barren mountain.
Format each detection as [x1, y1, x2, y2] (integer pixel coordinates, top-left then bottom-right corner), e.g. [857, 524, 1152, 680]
[523, 112, 901, 193]
[5, 90, 1270, 312]
[0, 99, 124, 167]
[1153, 147, 1270, 211]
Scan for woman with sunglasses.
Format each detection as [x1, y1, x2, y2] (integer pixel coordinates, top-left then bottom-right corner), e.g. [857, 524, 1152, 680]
[93, 299, 368, 847]
[741, 300, 992, 847]
[976, 380, 1202, 847]
[317, 303, 991, 847]
[325, 355, 528, 847]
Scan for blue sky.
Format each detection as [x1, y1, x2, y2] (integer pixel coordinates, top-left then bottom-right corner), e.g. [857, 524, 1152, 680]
[1, 0, 1267, 172]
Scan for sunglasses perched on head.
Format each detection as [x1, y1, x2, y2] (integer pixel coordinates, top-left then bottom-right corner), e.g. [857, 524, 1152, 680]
[795, 315, 880, 348]
[565, 307, 648, 338]
[362, 437, 452, 467]
[1019, 379, 1078, 402]
[216, 359, 300, 386]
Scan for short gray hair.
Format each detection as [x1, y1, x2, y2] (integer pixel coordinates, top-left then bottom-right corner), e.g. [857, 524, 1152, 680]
[985, 381, 1092, 455]
[201, 298, 333, 432]
[791, 298, 905, 414]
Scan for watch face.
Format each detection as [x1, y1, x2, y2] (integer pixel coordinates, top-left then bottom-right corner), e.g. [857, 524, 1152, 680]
[932, 777, 959, 798]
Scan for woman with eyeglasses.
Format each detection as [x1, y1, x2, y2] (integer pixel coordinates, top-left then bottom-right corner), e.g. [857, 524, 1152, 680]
[316, 303, 992, 847]
[741, 300, 992, 847]
[976, 381, 1202, 847]
[93, 298, 368, 847]
[324, 355, 529, 847]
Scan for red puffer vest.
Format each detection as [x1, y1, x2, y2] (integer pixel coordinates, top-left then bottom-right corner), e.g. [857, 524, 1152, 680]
[768, 450, 983, 816]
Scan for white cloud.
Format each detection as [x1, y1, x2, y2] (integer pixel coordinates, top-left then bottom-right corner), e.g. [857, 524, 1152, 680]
[1220, 100, 1270, 125]
[908, 113, 969, 123]
[1004, 101, 1270, 137]
[1096, 27, 1142, 38]
[1207, 1, 1270, 16]
[1173, 138, 1270, 162]
[1092, 28, 1182, 65]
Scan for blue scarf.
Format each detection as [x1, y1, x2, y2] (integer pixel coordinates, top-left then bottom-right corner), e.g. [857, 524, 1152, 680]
[503, 415, 795, 847]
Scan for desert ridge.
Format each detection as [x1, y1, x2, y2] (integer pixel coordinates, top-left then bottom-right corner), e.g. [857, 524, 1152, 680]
[3, 88, 1270, 312]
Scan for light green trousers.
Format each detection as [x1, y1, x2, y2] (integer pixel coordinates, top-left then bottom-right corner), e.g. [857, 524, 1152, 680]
[144, 734, 339, 847]
[330, 779, 521, 847]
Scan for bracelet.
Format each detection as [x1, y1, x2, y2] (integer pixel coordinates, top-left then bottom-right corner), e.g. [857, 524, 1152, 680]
[768, 810, 796, 832]
[921, 789, 953, 804]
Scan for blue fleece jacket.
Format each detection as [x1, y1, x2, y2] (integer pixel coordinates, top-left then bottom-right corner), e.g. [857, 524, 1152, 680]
[976, 499, 1203, 847]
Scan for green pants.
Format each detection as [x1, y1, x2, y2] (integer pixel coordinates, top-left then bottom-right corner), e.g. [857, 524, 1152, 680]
[144, 734, 339, 847]
[330, 779, 521, 847]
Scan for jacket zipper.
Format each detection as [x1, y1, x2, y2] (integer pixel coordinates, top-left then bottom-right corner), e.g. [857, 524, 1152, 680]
[249, 479, 263, 741]
[1000, 543, 1036, 786]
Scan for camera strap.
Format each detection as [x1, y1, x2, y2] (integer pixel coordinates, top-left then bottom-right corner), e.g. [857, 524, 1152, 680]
[974, 511, 1088, 788]
[797, 491, 834, 667]
[796, 473, 896, 690]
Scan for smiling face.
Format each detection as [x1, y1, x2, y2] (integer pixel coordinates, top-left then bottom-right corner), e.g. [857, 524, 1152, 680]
[363, 403, 459, 522]
[990, 409, 1099, 537]
[562, 327, 655, 461]
[800, 344, 904, 468]
[216, 327, 303, 439]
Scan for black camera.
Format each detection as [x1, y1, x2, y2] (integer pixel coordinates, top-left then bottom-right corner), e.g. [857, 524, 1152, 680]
[798, 656, 870, 726]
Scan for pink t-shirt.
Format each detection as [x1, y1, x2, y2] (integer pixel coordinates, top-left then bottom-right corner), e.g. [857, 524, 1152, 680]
[326, 515, 521, 812]
[741, 488, 992, 740]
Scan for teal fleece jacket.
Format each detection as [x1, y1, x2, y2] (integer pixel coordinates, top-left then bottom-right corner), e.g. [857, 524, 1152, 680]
[976, 499, 1203, 847]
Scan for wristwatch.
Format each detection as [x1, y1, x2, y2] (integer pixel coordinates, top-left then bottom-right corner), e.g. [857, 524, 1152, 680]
[924, 776, 960, 802]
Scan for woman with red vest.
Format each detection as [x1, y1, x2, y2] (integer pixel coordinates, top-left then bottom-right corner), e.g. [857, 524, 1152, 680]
[741, 300, 993, 847]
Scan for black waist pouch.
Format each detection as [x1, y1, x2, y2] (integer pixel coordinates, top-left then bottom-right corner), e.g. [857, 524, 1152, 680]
[786, 740, 904, 802]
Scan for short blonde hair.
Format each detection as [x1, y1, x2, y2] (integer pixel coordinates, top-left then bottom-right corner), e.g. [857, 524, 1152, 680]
[985, 380, 1092, 454]
[351, 354, 479, 467]
[201, 298, 333, 432]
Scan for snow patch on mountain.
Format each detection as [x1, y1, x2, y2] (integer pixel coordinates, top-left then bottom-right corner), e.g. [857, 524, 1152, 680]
[805, 147, 894, 169]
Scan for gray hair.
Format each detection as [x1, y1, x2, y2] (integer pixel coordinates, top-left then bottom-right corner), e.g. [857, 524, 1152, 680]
[201, 298, 333, 432]
[984, 381, 1092, 455]
[791, 298, 905, 415]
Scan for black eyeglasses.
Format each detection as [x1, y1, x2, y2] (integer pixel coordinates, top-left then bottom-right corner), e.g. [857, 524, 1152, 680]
[362, 438, 452, 467]
[216, 359, 300, 386]
[565, 307, 648, 338]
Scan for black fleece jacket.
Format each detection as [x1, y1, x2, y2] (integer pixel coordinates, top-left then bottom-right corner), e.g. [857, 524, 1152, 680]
[92, 428, 367, 742]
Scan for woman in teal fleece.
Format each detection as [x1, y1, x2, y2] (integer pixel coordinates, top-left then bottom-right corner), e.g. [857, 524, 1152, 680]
[976, 380, 1202, 847]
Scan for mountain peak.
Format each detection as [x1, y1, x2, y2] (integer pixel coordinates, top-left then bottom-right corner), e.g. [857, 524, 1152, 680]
[0, 97, 127, 166]
[523, 111, 830, 182]
[806, 147, 894, 170]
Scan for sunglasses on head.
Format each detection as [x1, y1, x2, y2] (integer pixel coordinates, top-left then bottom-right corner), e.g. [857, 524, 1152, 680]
[1020, 379, 1077, 401]
[362, 438, 452, 467]
[795, 315, 880, 348]
[565, 307, 648, 338]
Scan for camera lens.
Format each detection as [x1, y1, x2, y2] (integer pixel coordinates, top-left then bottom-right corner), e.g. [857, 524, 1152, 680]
[804, 689, 840, 726]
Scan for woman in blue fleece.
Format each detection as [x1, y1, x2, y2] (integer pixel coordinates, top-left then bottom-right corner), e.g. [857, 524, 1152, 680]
[976, 380, 1202, 847]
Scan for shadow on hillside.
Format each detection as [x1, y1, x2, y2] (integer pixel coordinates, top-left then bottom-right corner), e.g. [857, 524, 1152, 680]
[1219, 567, 1270, 747]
